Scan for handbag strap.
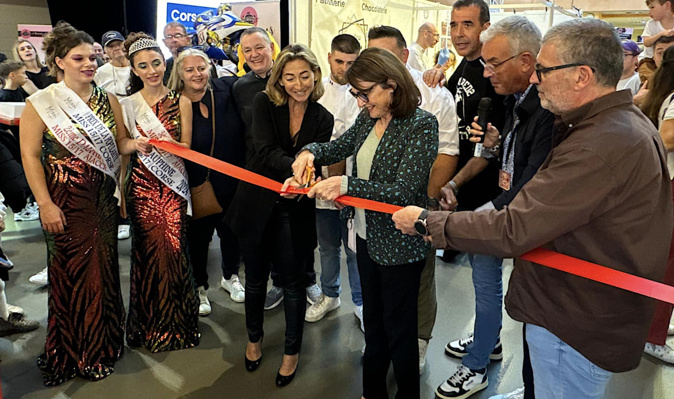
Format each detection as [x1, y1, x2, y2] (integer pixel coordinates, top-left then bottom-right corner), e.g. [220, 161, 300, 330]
[206, 88, 216, 180]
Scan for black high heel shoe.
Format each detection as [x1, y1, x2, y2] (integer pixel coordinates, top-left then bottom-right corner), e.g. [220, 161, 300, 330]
[245, 354, 263, 372]
[275, 355, 299, 387]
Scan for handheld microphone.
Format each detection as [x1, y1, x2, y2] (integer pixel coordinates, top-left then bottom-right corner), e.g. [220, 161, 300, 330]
[473, 97, 493, 157]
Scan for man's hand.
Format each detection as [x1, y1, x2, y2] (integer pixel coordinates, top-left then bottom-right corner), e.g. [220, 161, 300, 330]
[439, 186, 458, 211]
[392, 206, 424, 236]
[469, 116, 500, 148]
[422, 67, 445, 88]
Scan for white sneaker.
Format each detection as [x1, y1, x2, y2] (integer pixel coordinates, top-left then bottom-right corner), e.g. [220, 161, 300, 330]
[435, 364, 488, 399]
[28, 267, 48, 286]
[13, 205, 39, 222]
[306, 283, 321, 305]
[305, 294, 340, 322]
[220, 275, 245, 303]
[6, 304, 24, 315]
[419, 338, 429, 374]
[644, 342, 674, 364]
[354, 304, 365, 333]
[117, 225, 130, 240]
[668, 323, 674, 336]
[197, 286, 211, 316]
[489, 387, 525, 399]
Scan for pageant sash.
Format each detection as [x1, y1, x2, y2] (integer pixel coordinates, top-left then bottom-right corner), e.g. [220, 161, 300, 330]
[120, 92, 192, 215]
[29, 82, 121, 200]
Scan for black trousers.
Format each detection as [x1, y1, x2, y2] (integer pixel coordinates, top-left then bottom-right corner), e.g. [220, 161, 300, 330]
[243, 205, 309, 355]
[270, 249, 316, 287]
[523, 324, 535, 398]
[357, 237, 424, 399]
[187, 211, 241, 289]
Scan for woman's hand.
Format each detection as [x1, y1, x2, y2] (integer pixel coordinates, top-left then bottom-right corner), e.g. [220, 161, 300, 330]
[40, 202, 67, 234]
[469, 116, 500, 148]
[292, 151, 315, 185]
[280, 176, 301, 199]
[307, 176, 342, 201]
[134, 136, 153, 155]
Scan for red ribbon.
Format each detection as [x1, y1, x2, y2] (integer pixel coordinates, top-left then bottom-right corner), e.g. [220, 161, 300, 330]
[151, 139, 674, 304]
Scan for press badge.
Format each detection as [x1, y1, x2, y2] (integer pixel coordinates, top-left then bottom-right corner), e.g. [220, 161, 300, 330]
[499, 170, 511, 191]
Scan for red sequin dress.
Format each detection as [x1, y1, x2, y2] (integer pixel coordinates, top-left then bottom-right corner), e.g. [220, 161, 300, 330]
[124, 91, 200, 352]
[37, 86, 126, 386]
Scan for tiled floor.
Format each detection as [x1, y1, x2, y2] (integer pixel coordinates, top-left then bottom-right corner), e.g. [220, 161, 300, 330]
[0, 213, 672, 398]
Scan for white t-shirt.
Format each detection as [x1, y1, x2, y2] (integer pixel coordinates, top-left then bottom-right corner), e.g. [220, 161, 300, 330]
[316, 76, 359, 210]
[658, 90, 674, 178]
[407, 64, 460, 157]
[641, 19, 664, 59]
[617, 72, 641, 96]
[94, 63, 131, 97]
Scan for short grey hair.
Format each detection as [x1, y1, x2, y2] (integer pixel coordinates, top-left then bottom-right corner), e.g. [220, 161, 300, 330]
[240, 27, 271, 45]
[480, 15, 541, 56]
[164, 21, 187, 35]
[542, 18, 622, 88]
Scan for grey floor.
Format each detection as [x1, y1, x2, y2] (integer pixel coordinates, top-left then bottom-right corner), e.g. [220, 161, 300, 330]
[0, 213, 673, 399]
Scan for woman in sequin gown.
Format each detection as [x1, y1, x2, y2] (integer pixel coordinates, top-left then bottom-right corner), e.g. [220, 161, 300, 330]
[121, 33, 198, 352]
[20, 23, 151, 386]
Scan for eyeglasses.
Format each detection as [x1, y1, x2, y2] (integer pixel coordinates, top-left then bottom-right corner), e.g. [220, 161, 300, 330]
[484, 53, 522, 74]
[164, 33, 187, 40]
[425, 30, 440, 39]
[534, 63, 595, 81]
[623, 52, 636, 58]
[349, 82, 380, 103]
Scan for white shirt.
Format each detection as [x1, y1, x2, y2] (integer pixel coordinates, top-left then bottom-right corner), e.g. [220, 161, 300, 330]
[658, 91, 674, 179]
[617, 72, 641, 96]
[407, 64, 460, 157]
[641, 19, 664, 59]
[94, 63, 131, 97]
[316, 76, 360, 210]
[407, 42, 429, 72]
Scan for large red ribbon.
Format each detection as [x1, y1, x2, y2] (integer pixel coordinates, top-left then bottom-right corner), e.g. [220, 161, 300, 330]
[151, 139, 674, 304]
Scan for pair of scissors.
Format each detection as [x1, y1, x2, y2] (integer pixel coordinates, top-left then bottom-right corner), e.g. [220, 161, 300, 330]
[296, 165, 315, 200]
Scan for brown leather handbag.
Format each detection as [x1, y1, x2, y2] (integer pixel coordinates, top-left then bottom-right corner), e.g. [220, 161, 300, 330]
[190, 89, 223, 219]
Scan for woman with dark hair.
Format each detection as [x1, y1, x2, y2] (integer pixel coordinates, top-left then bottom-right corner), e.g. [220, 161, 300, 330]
[13, 39, 56, 91]
[226, 43, 332, 386]
[290, 47, 439, 399]
[640, 45, 674, 365]
[168, 48, 246, 314]
[119, 32, 199, 352]
[20, 21, 150, 386]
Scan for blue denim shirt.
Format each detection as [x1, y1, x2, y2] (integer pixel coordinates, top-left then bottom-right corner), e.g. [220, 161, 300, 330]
[305, 107, 439, 266]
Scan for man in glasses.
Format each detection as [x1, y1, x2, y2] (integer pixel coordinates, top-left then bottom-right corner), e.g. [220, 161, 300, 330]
[617, 40, 641, 96]
[408, 22, 440, 72]
[394, 18, 672, 399]
[162, 22, 192, 85]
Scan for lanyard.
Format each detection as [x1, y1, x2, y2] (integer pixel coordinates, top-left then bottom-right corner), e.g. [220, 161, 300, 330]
[502, 85, 533, 174]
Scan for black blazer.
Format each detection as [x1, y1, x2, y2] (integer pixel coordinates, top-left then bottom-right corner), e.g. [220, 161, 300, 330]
[226, 92, 333, 253]
[492, 85, 554, 210]
[186, 76, 246, 206]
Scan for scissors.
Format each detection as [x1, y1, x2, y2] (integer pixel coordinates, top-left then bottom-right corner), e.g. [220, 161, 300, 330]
[296, 165, 315, 200]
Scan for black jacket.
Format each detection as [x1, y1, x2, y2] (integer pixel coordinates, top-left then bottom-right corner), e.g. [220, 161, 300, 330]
[492, 85, 554, 210]
[185, 76, 246, 207]
[0, 130, 29, 211]
[226, 92, 333, 253]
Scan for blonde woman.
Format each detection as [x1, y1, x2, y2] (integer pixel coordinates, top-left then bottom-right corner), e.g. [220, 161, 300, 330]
[226, 44, 332, 386]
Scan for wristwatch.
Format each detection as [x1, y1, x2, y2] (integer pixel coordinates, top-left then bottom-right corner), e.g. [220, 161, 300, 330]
[414, 209, 430, 236]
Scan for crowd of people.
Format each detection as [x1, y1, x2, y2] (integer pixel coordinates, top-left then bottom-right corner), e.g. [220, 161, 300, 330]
[0, 0, 673, 398]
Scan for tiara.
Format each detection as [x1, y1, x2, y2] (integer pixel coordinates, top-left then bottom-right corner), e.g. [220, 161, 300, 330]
[128, 37, 160, 56]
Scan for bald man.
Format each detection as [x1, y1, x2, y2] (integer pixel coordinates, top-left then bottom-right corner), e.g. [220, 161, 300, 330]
[408, 22, 439, 71]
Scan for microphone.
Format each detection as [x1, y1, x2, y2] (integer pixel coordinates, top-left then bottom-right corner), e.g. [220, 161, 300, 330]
[473, 97, 493, 157]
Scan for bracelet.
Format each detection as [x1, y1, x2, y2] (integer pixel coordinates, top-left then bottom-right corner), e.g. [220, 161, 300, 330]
[485, 144, 500, 154]
[448, 180, 459, 194]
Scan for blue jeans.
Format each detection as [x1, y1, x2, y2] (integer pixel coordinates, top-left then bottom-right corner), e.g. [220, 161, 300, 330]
[316, 209, 362, 306]
[526, 324, 612, 399]
[463, 253, 503, 370]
